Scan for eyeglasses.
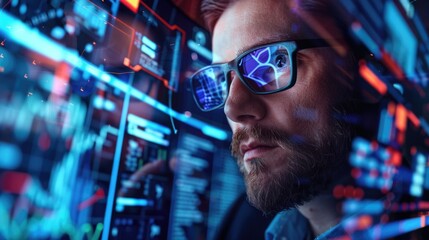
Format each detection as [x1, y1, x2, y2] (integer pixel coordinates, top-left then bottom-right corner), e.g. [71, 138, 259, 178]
[190, 39, 330, 111]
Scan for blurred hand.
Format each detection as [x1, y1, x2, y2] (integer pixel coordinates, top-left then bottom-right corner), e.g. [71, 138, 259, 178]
[119, 159, 164, 196]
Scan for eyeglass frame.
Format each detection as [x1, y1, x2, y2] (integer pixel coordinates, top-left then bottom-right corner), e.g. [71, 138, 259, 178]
[190, 38, 331, 112]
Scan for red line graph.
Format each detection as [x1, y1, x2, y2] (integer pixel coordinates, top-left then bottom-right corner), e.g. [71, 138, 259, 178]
[78, 188, 105, 210]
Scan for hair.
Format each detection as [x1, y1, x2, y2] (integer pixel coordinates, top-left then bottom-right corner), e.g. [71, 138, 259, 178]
[200, 0, 232, 33]
[201, 0, 332, 33]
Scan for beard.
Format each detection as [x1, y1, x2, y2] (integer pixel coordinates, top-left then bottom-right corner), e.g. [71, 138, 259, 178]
[231, 111, 351, 215]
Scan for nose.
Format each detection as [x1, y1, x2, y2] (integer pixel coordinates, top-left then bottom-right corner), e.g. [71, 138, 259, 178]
[224, 72, 266, 124]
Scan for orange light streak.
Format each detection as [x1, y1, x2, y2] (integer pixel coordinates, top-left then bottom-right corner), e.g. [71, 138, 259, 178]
[395, 104, 407, 132]
[407, 111, 420, 127]
[388, 102, 396, 116]
[359, 62, 388, 95]
[381, 50, 405, 79]
[120, 0, 140, 13]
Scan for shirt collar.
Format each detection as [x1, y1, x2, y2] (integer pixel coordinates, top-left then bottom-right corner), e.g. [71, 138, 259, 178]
[265, 209, 312, 240]
[265, 209, 346, 240]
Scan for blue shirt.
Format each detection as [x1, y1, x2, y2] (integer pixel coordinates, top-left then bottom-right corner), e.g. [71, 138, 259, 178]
[265, 209, 346, 240]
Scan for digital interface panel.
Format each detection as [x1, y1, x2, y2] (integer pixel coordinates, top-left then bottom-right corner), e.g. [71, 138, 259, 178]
[1, 0, 429, 239]
[0, 0, 243, 239]
[329, 1, 429, 238]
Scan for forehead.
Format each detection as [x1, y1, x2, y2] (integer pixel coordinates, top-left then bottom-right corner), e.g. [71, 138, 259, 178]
[212, 0, 322, 62]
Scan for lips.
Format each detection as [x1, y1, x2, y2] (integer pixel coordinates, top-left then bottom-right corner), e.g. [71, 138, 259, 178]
[240, 141, 277, 162]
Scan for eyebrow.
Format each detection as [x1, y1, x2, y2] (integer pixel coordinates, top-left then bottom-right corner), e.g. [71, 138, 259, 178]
[234, 33, 293, 57]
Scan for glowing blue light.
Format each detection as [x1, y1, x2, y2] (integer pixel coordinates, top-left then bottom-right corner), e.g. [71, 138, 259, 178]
[93, 96, 115, 112]
[359, 216, 429, 239]
[93, 96, 103, 109]
[142, 36, 157, 51]
[0, 47, 16, 74]
[187, 40, 212, 61]
[352, 137, 371, 152]
[417, 164, 425, 174]
[379, 148, 390, 161]
[410, 184, 423, 197]
[144, 97, 156, 106]
[349, 153, 363, 166]
[105, 100, 115, 112]
[141, 45, 156, 59]
[56, 9, 64, 18]
[384, 1, 417, 76]
[393, 83, 404, 95]
[0, 12, 64, 61]
[367, 158, 378, 169]
[417, 153, 426, 164]
[100, 73, 111, 83]
[84, 43, 94, 53]
[65, 52, 81, 67]
[157, 103, 167, 112]
[399, 0, 415, 17]
[141, 35, 157, 59]
[343, 199, 384, 214]
[116, 197, 150, 206]
[0, 11, 229, 142]
[109, 78, 129, 92]
[19, 4, 27, 15]
[128, 114, 171, 135]
[364, 175, 376, 186]
[103, 75, 132, 240]
[128, 88, 229, 140]
[377, 109, 393, 144]
[0, 142, 22, 169]
[85, 64, 100, 78]
[424, 170, 429, 189]
[378, 178, 392, 190]
[202, 126, 228, 141]
[51, 26, 65, 39]
[400, 218, 423, 233]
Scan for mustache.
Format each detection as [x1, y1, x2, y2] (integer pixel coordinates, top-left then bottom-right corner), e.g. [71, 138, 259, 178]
[231, 125, 306, 159]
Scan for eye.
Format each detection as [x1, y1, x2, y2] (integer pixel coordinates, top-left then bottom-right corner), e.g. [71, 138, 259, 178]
[271, 48, 289, 69]
[274, 54, 288, 68]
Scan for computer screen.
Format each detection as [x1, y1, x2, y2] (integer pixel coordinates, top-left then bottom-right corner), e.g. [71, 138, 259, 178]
[0, 0, 244, 239]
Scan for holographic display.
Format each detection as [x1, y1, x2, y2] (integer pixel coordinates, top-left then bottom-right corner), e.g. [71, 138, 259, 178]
[0, 0, 242, 239]
[329, 0, 429, 238]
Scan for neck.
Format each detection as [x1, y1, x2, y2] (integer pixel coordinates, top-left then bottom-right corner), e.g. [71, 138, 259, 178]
[297, 194, 342, 237]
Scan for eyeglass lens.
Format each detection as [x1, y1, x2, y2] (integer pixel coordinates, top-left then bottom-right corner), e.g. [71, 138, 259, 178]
[192, 66, 228, 111]
[238, 44, 292, 92]
[192, 43, 292, 111]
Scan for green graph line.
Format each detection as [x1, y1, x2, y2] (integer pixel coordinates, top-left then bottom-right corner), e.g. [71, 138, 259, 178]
[0, 202, 104, 240]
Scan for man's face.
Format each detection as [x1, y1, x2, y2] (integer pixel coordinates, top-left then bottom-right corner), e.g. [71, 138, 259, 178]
[212, 0, 353, 213]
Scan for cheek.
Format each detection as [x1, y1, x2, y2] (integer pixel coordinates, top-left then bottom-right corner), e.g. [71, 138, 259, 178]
[271, 87, 333, 140]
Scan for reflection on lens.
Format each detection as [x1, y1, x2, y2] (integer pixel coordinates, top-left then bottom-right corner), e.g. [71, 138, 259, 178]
[191, 66, 227, 111]
[239, 44, 292, 93]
